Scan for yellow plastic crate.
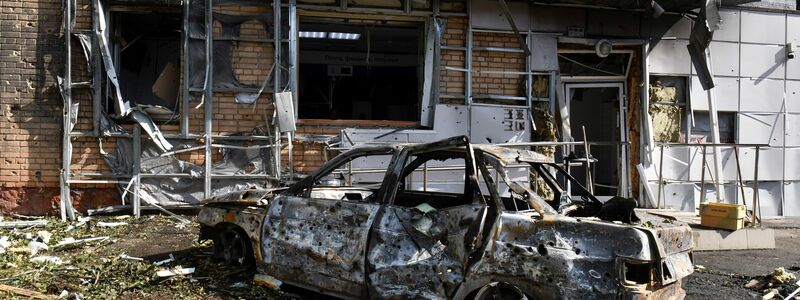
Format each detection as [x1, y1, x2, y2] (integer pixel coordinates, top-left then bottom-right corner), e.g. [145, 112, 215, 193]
[700, 215, 744, 231]
[699, 202, 746, 219]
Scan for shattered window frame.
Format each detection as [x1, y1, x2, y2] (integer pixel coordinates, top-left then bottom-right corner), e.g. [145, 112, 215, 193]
[286, 146, 398, 203]
[295, 15, 427, 123]
[108, 9, 184, 122]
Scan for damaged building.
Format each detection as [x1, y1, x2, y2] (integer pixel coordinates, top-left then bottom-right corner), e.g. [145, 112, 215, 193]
[0, 0, 799, 218]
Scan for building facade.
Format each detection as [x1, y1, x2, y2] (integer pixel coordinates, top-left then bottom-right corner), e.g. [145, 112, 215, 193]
[0, 0, 798, 216]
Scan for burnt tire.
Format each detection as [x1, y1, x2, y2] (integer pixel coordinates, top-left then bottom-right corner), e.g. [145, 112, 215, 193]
[213, 226, 253, 266]
[474, 282, 529, 300]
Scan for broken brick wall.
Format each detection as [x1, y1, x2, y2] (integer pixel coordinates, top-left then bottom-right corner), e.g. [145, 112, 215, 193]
[2, 1, 476, 214]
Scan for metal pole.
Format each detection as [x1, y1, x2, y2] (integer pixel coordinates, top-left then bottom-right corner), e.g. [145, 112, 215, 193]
[91, 10, 102, 137]
[132, 125, 141, 218]
[581, 126, 593, 194]
[181, 0, 190, 137]
[423, 162, 428, 192]
[203, 0, 213, 199]
[753, 146, 761, 225]
[657, 144, 665, 209]
[704, 49, 725, 201]
[733, 145, 748, 210]
[273, 0, 282, 179]
[465, 0, 472, 136]
[60, 0, 75, 221]
[700, 145, 707, 204]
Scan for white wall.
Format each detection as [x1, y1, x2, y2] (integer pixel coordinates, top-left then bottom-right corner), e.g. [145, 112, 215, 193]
[650, 8, 800, 216]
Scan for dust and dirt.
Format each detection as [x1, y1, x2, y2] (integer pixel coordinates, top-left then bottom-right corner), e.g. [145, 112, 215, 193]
[0, 214, 288, 299]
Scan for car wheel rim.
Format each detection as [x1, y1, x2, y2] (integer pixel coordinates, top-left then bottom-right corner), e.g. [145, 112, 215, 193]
[475, 283, 529, 300]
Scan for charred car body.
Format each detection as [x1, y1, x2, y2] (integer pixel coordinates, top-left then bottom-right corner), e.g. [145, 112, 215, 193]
[198, 136, 693, 299]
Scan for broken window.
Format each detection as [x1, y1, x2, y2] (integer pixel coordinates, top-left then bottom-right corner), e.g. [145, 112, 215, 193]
[297, 18, 423, 122]
[690, 111, 736, 143]
[308, 153, 393, 201]
[111, 12, 182, 119]
[394, 153, 477, 208]
[649, 76, 688, 143]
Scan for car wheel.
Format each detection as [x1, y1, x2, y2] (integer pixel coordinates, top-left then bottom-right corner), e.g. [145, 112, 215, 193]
[474, 282, 529, 300]
[217, 226, 252, 266]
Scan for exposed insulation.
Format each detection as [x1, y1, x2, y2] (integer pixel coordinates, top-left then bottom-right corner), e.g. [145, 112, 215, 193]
[649, 104, 682, 143]
[530, 102, 556, 199]
[649, 85, 678, 103]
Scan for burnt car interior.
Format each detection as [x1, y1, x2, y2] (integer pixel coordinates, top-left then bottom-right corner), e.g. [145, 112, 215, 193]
[395, 151, 478, 209]
[301, 150, 395, 202]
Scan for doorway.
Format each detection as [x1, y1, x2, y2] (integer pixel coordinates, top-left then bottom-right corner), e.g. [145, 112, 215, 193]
[564, 83, 629, 198]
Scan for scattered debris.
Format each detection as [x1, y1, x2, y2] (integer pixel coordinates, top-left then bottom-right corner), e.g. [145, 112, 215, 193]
[761, 288, 780, 300]
[0, 284, 55, 299]
[253, 274, 282, 290]
[28, 240, 49, 255]
[746, 267, 799, 296]
[0, 220, 48, 229]
[36, 231, 53, 244]
[154, 254, 175, 266]
[771, 267, 797, 284]
[695, 265, 707, 272]
[96, 222, 128, 228]
[29, 256, 63, 265]
[119, 254, 144, 261]
[54, 236, 109, 249]
[156, 266, 195, 277]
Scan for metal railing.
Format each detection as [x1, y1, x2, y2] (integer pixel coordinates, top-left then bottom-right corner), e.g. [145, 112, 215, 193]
[652, 143, 769, 226]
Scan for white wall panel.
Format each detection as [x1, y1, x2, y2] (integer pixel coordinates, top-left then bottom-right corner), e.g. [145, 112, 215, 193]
[738, 181, 783, 216]
[784, 181, 800, 216]
[738, 113, 784, 147]
[787, 114, 800, 147]
[660, 183, 697, 212]
[648, 39, 692, 75]
[740, 10, 786, 44]
[471, 0, 530, 30]
[697, 184, 738, 205]
[431, 104, 469, 138]
[691, 76, 739, 111]
[470, 105, 531, 144]
[688, 147, 739, 181]
[532, 35, 558, 71]
[788, 14, 800, 80]
[713, 9, 740, 42]
[736, 147, 784, 181]
[740, 44, 786, 79]
[785, 148, 800, 180]
[654, 147, 690, 181]
[740, 78, 786, 112]
[709, 42, 739, 76]
[786, 80, 800, 113]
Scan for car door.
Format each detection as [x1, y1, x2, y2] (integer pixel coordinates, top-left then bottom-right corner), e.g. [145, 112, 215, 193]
[366, 146, 490, 299]
[261, 148, 394, 299]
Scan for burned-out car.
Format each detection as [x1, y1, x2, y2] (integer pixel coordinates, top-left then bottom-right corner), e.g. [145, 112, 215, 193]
[198, 136, 693, 299]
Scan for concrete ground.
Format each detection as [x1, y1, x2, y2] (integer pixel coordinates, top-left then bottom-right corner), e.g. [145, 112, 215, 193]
[686, 218, 800, 299]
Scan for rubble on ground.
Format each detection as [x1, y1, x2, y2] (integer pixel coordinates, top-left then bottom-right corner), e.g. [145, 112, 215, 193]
[0, 215, 288, 299]
[744, 267, 800, 300]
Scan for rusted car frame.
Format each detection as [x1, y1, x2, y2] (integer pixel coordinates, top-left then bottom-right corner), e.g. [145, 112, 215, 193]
[198, 136, 693, 299]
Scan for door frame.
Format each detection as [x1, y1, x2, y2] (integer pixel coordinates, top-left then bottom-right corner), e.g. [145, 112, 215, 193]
[561, 82, 630, 198]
